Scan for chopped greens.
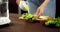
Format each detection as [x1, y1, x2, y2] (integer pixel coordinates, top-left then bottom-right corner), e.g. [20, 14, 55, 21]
[45, 17, 60, 27]
[23, 13, 34, 20]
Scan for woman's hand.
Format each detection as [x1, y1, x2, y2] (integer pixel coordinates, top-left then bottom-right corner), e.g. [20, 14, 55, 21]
[16, 0, 21, 5]
[36, 0, 50, 18]
[36, 7, 44, 18]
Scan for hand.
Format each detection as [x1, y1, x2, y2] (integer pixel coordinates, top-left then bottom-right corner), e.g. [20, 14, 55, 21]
[16, 0, 20, 5]
[36, 0, 50, 18]
[36, 7, 44, 18]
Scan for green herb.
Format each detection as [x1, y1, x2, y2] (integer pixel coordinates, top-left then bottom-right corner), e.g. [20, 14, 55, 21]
[23, 13, 34, 20]
[45, 17, 60, 27]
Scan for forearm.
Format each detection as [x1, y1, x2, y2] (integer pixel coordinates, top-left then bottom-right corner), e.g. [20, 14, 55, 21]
[39, 0, 50, 10]
[36, 0, 50, 17]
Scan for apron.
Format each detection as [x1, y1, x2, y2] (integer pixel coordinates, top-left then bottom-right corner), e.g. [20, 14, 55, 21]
[27, 0, 44, 14]
[27, 0, 56, 17]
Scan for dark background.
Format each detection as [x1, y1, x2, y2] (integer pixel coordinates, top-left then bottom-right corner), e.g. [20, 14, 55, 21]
[56, 0, 60, 18]
[9, 0, 18, 13]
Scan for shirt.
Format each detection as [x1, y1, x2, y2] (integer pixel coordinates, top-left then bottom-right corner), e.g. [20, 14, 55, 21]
[27, 0, 44, 6]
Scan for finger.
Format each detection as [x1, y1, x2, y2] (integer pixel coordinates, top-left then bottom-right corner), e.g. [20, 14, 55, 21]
[38, 10, 43, 18]
[36, 8, 40, 16]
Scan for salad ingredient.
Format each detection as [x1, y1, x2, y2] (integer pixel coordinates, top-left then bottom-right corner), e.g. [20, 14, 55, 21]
[45, 17, 60, 27]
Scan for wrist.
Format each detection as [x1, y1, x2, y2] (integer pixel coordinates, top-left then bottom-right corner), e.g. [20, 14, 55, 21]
[45, 0, 50, 2]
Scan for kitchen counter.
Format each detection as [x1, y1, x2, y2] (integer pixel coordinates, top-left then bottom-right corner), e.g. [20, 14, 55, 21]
[0, 13, 60, 32]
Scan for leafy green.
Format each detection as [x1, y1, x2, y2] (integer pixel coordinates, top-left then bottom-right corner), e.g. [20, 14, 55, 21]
[45, 20, 56, 26]
[55, 17, 60, 27]
[55, 23, 60, 27]
[22, 13, 37, 20]
[23, 13, 34, 20]
[45, 17, 60, 27]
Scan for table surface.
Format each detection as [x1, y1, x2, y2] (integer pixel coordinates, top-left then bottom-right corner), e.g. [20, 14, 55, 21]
[0, 13, 60, 32]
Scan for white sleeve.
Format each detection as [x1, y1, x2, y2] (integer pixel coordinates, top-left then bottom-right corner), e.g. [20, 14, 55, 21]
[19, 1, 24, 10]
[19, 1, 28, 11]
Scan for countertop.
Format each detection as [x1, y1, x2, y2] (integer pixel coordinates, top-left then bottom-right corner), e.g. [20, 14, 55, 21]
[0, 13, 60, 32]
